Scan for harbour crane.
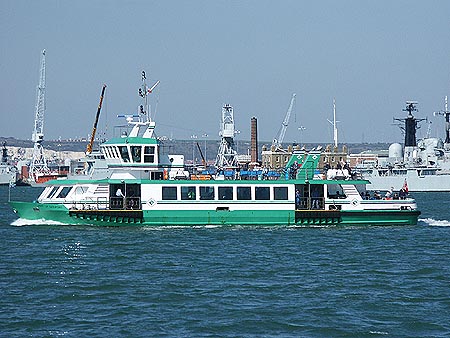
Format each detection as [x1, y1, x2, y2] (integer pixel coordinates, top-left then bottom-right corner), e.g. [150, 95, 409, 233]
[215, 104, 239, 169]
[272, 93, 296, 149]
[29, 49, 49, 182]
[86, 84, 107, 154]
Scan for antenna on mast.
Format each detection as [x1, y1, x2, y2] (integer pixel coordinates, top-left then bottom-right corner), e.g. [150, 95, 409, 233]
[138, 70, 160, 122]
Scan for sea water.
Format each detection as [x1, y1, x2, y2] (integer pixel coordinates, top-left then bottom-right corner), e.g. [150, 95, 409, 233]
[1, 186, 449, 337]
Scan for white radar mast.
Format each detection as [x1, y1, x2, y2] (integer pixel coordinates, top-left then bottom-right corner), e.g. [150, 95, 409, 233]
[327, 98, 339, 148]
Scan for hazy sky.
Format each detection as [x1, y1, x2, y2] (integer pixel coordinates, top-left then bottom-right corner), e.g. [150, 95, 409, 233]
[1, 1, 450, 145]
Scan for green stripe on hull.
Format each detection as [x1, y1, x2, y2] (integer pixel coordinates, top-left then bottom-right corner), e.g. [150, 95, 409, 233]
[338, 210, 421, 226]
[142, 209, 295, 226]
[10, 201, 420, 227]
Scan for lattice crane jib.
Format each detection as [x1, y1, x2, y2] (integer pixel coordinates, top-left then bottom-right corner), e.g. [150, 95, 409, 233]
[30, 50, 49, 179]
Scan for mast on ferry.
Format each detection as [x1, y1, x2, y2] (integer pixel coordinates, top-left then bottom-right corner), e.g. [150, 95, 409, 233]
[137, 70, 160, 123]
[122, 71, 160, 139]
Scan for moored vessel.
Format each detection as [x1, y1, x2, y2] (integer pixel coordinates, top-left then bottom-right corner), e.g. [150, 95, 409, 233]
[0, 142, 18, 186]
[352, 100, 450, 192]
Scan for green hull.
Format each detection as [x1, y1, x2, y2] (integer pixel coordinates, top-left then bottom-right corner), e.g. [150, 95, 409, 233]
[10, 201, 420, 227]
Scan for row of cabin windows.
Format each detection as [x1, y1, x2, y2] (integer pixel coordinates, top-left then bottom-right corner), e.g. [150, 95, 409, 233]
[162, 186, 289, 201]
[103, 145, 156, 163]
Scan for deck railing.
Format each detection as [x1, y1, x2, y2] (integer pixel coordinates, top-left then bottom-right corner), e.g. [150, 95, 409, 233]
[296, 197, 325, 210]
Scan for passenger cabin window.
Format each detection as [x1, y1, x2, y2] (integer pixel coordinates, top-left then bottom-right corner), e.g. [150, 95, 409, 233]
[56, 187, 72, 198]
[119, 146, 130, 162]
[131, 146, 142, 163]
[255, 187, 270, 200]
[273, 187, 288, 200]
[237, 187, 251, 200]
[144, 146, 155, 163]
[200, 186, 214, 200]
[181, 186, 196, 200]
[162, 186, 177, 200]
[218, 186, 233, 200]
[327, 184, 345, 199]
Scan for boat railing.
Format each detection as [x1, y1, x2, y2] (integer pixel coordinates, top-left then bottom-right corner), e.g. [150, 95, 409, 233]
[109, 196, 141, 210]
[69, 197, 108, 210]
[296, 197, 325, 210]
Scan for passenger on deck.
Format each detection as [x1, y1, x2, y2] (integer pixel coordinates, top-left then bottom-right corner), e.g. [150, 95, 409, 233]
[311, 186, 321, 209]
[399, 187, 408, 199]
[385, 187, 394, 200]
[295, 189, 301, 208]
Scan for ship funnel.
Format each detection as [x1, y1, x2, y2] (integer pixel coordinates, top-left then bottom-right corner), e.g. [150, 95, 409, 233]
[251, 117, 258, 164]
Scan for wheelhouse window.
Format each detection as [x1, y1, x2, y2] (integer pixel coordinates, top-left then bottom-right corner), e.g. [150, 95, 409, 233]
[237, 186, 251, 200]
[112, 147, 120, 159]
[218, 186, 233, 200]
[144, 146, 155, 163]
[119, 146, 130, 162]
[273, 187, 288, 200]
[48, 186, 60, 199]
[162, 186, 177, 200]
[107, 147, 114, 158]
[181, 186, 196, 200]
[255, 187, 270, 200]
[74, 186, 89, 195]
[131, 146, 142, 163]
[200, 186, 214, 200]
[56, 186, 72, 198]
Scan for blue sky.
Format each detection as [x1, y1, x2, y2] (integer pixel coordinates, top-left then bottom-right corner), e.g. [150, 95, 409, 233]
[1, 0, 450, 145]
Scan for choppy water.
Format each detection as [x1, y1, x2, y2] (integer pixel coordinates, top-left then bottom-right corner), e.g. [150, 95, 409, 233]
[1, 186, 450, 337]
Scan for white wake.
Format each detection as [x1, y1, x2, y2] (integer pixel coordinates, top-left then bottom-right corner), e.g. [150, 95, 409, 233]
[11, 218, 71, 226]
[420, 218, 450, 227]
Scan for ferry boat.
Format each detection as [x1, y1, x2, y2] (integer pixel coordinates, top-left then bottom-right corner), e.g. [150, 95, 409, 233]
[9, 74, 421, 226]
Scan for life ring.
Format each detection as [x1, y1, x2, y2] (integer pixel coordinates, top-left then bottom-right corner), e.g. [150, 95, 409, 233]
[163, 169, 168, 180]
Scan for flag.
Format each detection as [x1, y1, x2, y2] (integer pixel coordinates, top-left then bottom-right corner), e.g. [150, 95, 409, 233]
[403, 179, 408, 193]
